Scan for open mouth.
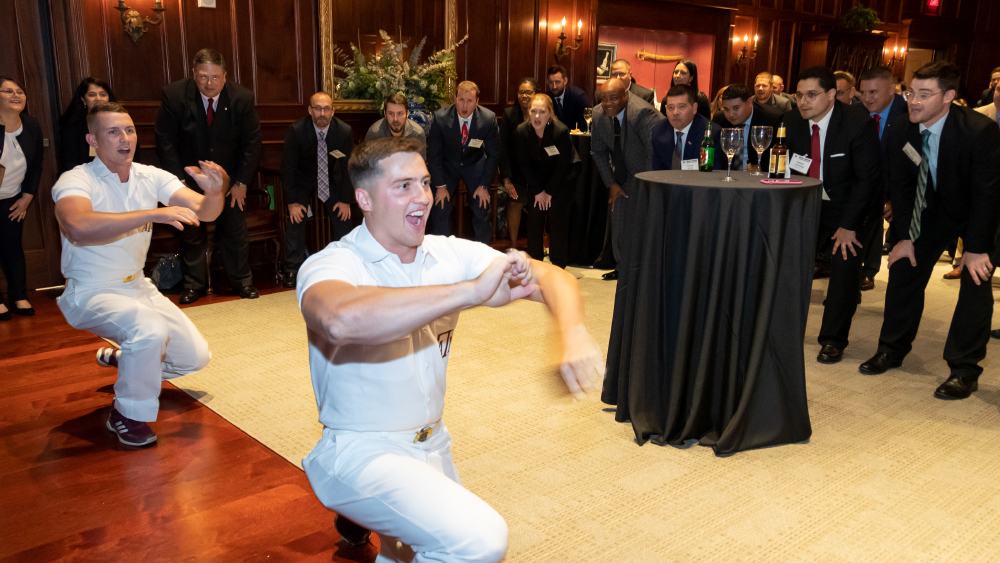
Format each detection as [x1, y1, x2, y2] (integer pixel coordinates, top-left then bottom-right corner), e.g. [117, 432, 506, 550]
[117, 147, 132, 156]
[406, 210, 425, 227]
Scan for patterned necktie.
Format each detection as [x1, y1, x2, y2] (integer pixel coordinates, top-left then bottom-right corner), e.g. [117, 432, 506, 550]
[808, 124, 822, 179]
[317, 131, 329, 203]
[672, 131, 683, 170]
[206, 97, 215, 127]
[461, 121, 469, 145]
[909, 130, 933, 242]
[873, 113, 882, 138]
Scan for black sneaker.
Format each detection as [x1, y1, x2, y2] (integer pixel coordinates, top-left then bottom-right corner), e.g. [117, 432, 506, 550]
[106, 407, 157, 446]
[96, 347, 121, 368]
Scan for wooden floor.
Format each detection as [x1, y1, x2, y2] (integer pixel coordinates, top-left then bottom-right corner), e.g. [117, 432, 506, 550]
[0, 272, 379, 562]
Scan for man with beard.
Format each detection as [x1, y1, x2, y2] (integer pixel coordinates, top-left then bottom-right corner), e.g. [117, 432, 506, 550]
[280, 92, 356, 288]
[365, 92, 427, 159]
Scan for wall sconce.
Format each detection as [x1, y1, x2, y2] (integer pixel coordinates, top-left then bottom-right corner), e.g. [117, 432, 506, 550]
[553, 17, 583, 62]
[115, 0, 166, 44]
[735, 34, 758, 66]
[885, 45, 906, 68]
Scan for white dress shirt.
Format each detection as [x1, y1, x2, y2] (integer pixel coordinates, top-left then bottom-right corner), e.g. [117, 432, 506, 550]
[676, 120, 693, 158]
[51, 158, 184, 284]
[296, 222, 503, 432]
[919, 108, 950, 188]
[200, 92, 217, 113]
[0, 124, 26, 199]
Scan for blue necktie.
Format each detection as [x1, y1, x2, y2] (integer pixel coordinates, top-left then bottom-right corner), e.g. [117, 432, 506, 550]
[672, 131, 683, 169]
[317, 131, 329, 203]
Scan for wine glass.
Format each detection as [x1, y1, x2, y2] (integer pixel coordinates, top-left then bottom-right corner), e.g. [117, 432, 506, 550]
[750, 126, 773, 176]
[720, 128, 743, 182]
[583, 107, 593, 134]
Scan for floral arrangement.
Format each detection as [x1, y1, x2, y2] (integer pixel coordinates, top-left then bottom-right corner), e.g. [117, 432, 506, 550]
[333, 30, 469, 113]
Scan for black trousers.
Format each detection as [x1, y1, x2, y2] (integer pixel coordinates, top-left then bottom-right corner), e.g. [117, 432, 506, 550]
[429, 183, 492, 244]
[0, 195, 27, 303]
[877, 205, 993, 379]
[179, 192, 252, 292]
[817, 214, 878, 349]
[283, 201, 354, 275]
[526, 196, 570, 268]
[861, 207, 884, 278]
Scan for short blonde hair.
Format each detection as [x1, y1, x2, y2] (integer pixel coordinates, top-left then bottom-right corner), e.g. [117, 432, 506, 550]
[529, 93, 555, 123]
[456, 81, 480, 98]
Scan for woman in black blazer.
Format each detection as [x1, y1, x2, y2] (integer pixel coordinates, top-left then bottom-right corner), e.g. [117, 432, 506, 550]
[514, 93, 575, 268]
[0, 76, 44, 319]
[58, 78, 116, 173]
[660, 59, 711, 119]
[499, 78, 540, 249]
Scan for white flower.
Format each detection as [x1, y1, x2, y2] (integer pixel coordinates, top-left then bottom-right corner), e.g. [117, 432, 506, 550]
[430, 84, 437, 93]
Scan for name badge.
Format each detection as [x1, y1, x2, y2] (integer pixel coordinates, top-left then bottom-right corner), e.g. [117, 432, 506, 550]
[680, 159, 698, 171]
[544, 145, 560, 156]
[902, 142, 922, 166]
[330, 150, 346, 158]
[789, 153, 812, 174]
[89, 145, 97, 157]
[467, 138, 484, 149]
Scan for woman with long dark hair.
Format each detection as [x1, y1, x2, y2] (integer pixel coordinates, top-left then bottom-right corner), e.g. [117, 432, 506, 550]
[58, 77, 115, 173]
[0, 76, 43, 319]
[660, 59, 711, 119]
[498, 77, 540, 249]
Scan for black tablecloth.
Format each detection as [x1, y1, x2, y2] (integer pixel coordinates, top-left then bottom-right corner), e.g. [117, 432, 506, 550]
[567, 133, 610, 267]
[602, 170, 823, 455]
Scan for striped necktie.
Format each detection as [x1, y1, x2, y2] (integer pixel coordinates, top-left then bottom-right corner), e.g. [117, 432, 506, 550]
[908, 130, 933, 242]
[317, 131, 329, 203]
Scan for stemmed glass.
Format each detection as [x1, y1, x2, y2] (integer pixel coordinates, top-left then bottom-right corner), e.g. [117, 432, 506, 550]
[720, 128, 743, 182]
[750, 126, 773, 176]
[583, 107, 593, 134]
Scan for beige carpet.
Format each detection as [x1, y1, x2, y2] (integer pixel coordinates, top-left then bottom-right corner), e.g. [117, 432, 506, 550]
[176, 257, 1000, 562]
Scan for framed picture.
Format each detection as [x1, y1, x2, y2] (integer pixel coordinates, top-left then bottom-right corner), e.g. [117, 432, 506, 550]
[596, 42, 617, 83]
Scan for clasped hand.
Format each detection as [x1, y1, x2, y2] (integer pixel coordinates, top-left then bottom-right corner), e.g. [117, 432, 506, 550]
[470, 251, 536, 308]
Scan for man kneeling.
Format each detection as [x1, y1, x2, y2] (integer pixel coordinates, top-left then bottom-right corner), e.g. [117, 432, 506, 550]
[53, 103, 227, 446]
[297, 136, 604, 561]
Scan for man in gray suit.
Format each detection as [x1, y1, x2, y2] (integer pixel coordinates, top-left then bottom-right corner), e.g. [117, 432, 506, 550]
[591, 78, 664, 276]
[365, 92, 426, 159]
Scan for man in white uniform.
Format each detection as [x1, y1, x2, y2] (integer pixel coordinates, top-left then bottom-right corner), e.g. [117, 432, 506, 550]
[297, 136, 604, 562]
[53, 103, 227, 447]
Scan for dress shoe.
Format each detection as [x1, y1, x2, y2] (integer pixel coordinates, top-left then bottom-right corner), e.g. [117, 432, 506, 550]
[179, 289, 201, 304]
[942, 266, 962, 280]
[0, 309, 10, 321]
[859, 352, 902, 375]
[817, 345, 844, 364]
[602, 270, 618, 281]
[991, 329, 1000, 340]
[238, 285, 260, 299]
[813, 265, 830, 279]
[860, 276, 875, 291]
[12, 306, 35, 316]
[281, 272, 297, 289]
[934, 375, 978, 400]
[334, 515, 371, 547]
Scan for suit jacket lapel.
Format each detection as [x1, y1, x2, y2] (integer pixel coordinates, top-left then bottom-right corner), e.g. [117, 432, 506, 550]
[187, 81, 207, 136]
[209, 86, 231, 145]
[823, 105, 842, 184]
[936, 109, 958, 191]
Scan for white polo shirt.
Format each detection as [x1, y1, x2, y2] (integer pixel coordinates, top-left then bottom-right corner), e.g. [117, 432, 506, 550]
[52, 158, 184, 284]
[296, 222, 503, 432]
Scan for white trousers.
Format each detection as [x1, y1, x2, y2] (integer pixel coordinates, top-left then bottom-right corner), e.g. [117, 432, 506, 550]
[303, 425, 508, 563]
[58, 277, 211, 422]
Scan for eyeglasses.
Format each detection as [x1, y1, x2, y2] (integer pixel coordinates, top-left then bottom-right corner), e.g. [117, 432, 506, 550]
[792, 91, 824, 103]
[903, 89, 942, 104]
[310, 106, 334, 113]
[517, 90, 536, 96]
[0, 89, 25, 96]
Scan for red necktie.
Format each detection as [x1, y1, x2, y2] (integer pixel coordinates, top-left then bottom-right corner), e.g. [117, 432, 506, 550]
[873, 113, 881, 136]
[207, 97, 215, 127]
[461, 121, 469, 145]
[808, 123, 821, 179]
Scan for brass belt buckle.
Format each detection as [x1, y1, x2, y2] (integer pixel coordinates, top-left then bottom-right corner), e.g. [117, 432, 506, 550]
[123, 273, 138, 283]
[414, 426, 433, 443]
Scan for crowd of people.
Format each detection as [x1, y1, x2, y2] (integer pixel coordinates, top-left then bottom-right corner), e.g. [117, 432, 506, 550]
[3, 43, 1000, 562]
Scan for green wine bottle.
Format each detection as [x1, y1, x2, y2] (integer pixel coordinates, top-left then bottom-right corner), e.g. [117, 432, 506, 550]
[699, 127, 714, 172]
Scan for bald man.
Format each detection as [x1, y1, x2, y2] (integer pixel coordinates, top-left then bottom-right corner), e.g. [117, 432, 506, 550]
[280, 92, 356, 287]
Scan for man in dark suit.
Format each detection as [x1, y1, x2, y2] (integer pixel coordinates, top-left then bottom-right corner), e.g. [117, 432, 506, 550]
[155, 48, 262, 304]
[591, 78, 663, 276]
[546, 64, 589, 131]
[754, 71, 793, 113]
[859, 61, 1000, 400]
[784, 66, 882, 364]
[651, 85, 723, 171]
[594, 60, 656, 106]
[713, 84, 783, 172]
[857, 66, 908, 290]
[280, 92, 355, 288]
[426, 81, 500, 244]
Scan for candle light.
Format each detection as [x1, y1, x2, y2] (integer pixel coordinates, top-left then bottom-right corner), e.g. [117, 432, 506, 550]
[754, 35, 759, 46]
[894, 46, 898, 52]
[561, 17, 567, 34]
[744, 34, 749, 42]
[577, 19, 582, 38]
